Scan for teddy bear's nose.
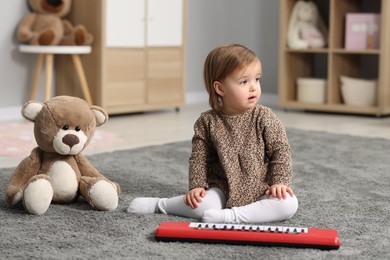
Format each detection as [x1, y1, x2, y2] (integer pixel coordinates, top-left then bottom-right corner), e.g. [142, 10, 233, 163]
[46, 0, 63, 7]
[62, 134, 79, 148]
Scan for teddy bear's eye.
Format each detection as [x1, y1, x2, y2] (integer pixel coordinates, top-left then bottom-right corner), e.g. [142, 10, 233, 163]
[62, 125, 69, 130]
[75, 126, 81, 132]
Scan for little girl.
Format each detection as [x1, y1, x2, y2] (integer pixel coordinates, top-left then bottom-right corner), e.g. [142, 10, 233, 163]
[128, 44, 298, 224]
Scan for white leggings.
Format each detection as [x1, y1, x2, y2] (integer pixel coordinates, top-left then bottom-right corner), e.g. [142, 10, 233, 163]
[157, 188, 298, 223]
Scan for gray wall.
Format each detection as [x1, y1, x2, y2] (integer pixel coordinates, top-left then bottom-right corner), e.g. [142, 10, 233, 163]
[186, 0, 279, 96]
[0, 1, 36, 107]
[0, 0, 280, 109]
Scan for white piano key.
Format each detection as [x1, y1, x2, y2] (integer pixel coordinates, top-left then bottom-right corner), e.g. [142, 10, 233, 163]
[290, 227, 302, 233]
[282, 227, 289, 233]
[244, 225, 252, 231]
[234, 225, 245, 230]
[189, 222, 308, 234]
[226, 224, 235, 230]
[274, 226, 284, 232]
[189, 222, 198, 228]
[269, 226, 278, 232]
[215, 224, 223, 229]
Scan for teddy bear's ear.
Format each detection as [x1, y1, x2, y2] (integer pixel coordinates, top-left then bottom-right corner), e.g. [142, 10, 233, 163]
[91, 106, 108, 126]
[22, 101, 44, 122]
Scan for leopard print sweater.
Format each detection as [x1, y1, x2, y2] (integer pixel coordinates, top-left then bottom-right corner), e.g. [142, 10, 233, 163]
[188, 105, 292, 208]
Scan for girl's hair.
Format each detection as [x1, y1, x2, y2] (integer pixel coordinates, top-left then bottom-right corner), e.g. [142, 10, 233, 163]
[203, 44, 259, 113]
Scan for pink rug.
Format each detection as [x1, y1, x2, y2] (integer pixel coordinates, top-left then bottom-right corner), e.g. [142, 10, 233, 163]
[0, 121, 122, 157]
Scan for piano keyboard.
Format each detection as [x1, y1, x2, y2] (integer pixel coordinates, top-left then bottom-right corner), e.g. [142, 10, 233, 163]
[189, 222, 309, 234]
[155, 222, 340, 250]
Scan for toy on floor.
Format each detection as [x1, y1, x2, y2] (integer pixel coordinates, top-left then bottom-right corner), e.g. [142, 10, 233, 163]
[287, 0, 327, 49]
[155, 222, 341, 250]
[17, 0, 93, 46]
[5, 96, 120, 215]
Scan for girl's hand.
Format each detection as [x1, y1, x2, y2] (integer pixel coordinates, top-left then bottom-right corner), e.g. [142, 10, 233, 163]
[184, 188, 207, 209]
[265, 184, 294, 200]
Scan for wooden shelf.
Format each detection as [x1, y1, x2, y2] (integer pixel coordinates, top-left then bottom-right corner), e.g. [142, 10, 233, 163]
[282, 101, 383, 116]
[284, 48, 329, 53]
[332, 48, 380, 55]
[55, 0, 186, 114]
[284, 48, 380, 55]
[278, 0, 390, 116]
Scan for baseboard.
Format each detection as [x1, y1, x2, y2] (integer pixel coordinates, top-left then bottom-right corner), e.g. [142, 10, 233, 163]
[185, 91, 209, 105]
[186, 91, 278, 107]
[0, 93, 278, 122]
[0, 106, 23, 122]
[260, 93, 278, 107]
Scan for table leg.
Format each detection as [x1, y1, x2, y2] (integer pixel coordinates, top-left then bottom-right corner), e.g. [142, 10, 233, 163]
[29, 54, 44, 101]
[45, 54, 54, 101]
[71, 54, 93, 105]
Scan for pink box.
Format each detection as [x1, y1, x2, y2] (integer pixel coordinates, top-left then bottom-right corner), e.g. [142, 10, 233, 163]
[345, 13, 380, 50]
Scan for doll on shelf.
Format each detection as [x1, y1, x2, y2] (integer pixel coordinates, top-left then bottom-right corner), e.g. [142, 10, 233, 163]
[287, 0, 328, 49]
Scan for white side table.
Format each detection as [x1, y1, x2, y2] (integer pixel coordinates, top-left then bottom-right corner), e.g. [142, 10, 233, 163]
[19, 45, 93, 105]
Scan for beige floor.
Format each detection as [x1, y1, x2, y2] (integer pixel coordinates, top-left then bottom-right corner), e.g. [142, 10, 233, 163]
[2, 101, 390, 168]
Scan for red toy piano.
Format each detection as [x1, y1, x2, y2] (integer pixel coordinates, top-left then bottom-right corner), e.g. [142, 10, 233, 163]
[155, 222, 340, 250]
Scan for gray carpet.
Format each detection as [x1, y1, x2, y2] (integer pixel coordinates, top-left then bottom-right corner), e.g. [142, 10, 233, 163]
[1, 128, 389, 259]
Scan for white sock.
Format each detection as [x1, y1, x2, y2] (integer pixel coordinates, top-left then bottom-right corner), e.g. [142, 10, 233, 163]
[127, 197, 161, 214]
[202, 208, 236, 223]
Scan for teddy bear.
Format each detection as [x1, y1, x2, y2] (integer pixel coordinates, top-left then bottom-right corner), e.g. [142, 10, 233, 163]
[17, 0, 93, 46]
[287, 0, 328, 49]
[5, 96, 120, 215]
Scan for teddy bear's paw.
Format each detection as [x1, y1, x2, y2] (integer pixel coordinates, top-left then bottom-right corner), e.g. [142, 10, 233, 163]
[37, 30, 57, 45]
[18, 28, 33, 42]
[5, 185, 23, 206]
[74, 25, 93, 45]
[89, 180, 119, 211]
[84, 33, 93, 45]
[23, 178, 53, 215]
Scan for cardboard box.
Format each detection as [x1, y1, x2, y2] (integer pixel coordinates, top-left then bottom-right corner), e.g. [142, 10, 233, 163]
[345, 13, 380, 50]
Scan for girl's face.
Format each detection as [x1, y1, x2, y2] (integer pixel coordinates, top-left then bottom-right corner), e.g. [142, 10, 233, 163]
[214, 60, 262, 115]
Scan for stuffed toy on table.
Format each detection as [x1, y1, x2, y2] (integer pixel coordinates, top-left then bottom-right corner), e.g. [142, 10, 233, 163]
[287, 0, 328, 49]
[5, 96, 120, 215]
[17, 0, 93, 45]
